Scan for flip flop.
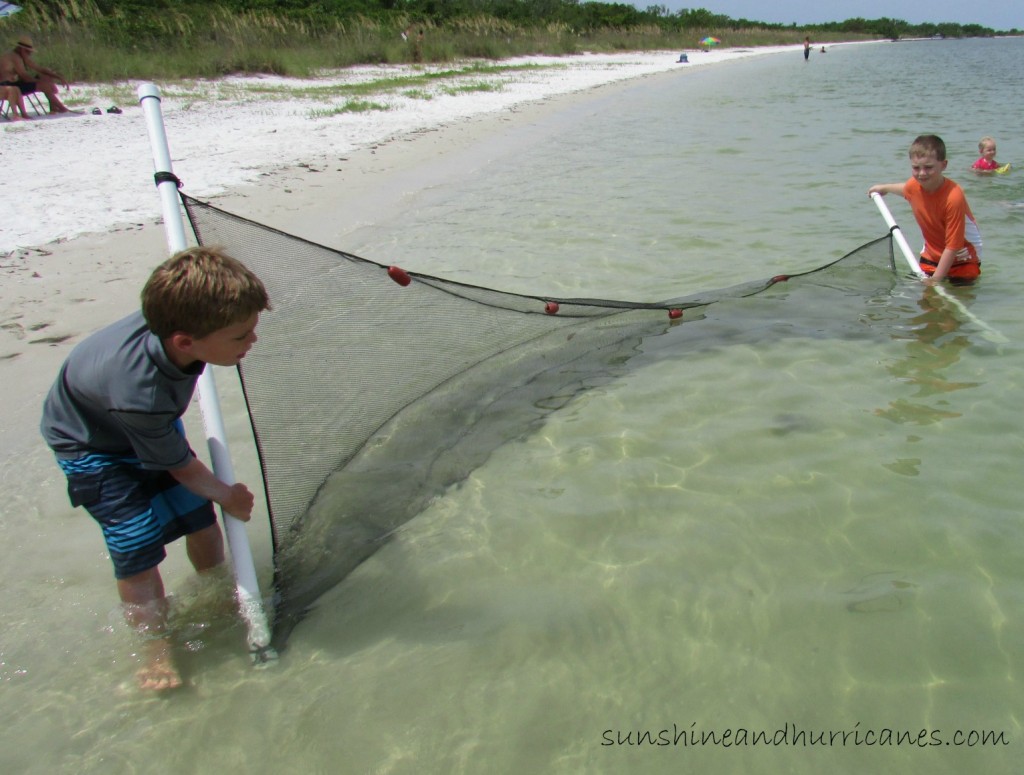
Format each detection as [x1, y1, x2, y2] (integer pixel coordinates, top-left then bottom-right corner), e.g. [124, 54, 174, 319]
[107, 106, 122, 114]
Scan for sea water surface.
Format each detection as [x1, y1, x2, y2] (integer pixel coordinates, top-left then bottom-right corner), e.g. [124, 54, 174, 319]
[4, 38, 1024, 774]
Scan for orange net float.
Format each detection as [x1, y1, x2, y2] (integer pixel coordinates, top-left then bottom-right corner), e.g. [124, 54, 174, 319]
[545, 302, 560, 315]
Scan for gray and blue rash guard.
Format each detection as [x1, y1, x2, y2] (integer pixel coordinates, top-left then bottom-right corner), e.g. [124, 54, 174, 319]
[41, 310, 204, 470]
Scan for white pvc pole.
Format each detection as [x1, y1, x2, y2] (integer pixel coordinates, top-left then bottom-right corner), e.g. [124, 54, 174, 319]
[138, 84, 276, 663]
[870, 192, 927, 279]
[870, 192, 1006, 344]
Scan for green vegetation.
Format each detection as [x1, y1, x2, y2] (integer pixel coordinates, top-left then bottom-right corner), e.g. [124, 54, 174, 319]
[3, 1, 1014, 83]
[309, 99, 391, 118]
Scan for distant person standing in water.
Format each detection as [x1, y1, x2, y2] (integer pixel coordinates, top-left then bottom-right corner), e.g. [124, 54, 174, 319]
[804, 37, 811, 61]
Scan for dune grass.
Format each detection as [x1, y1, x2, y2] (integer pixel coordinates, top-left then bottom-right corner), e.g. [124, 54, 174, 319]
[7, 1, 869, 83]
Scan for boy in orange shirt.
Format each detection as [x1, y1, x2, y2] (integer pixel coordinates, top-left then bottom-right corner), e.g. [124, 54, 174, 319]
[869, 134, 982, 284]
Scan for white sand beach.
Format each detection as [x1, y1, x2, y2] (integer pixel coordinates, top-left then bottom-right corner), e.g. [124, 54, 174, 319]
[1, 45, 811, 468]
[2, 47, 808, 256]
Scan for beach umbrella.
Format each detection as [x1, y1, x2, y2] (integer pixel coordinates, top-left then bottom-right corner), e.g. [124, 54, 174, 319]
[0, 2, 23, 18]
[700, 36, 721, 46]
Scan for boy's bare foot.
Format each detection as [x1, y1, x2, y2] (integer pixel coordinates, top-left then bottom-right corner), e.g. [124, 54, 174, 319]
[137, 639, 183, 692]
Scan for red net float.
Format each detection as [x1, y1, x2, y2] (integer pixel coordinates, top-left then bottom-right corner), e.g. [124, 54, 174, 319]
[387, 265, 411, 286]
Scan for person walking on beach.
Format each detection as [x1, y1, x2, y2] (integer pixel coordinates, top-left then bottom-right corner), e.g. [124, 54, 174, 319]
[0, 36, 71, 114]
[40, 247, 270, 691]
[869, 134, 982, 285]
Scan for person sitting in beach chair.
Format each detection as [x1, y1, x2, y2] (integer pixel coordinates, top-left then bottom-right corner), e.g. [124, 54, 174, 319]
[0, 36, 71, 114]
[1, 82, 31, 120]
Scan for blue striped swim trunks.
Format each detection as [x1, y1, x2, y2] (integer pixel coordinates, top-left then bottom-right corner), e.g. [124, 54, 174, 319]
[59, 454, 216, 579]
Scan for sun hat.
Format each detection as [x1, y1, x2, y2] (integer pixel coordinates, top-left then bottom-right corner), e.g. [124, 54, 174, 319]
[16, 36, 34, 52]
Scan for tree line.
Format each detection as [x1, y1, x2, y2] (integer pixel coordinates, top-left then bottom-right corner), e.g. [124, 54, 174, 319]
[31, 0, 1013, 38]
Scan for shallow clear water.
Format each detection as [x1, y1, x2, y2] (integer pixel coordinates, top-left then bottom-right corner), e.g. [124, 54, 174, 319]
[4, 39, 1024, 774]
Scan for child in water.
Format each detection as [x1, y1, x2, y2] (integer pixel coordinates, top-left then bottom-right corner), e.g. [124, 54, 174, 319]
[971, 136, 1002, 172]
[40, 247, 270, 691]
[869, 134, 982, 285]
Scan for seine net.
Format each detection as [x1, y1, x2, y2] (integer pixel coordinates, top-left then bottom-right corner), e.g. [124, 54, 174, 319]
[181, 192, 898, 646]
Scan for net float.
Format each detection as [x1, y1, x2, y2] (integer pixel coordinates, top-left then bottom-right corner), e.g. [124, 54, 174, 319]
[387, 265, 412, 286]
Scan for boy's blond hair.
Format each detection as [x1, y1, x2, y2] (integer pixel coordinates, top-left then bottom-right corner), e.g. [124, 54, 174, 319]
[142, 246, 270, 339]
[909, 134, 946, 162]
[978, 136, 996, 152]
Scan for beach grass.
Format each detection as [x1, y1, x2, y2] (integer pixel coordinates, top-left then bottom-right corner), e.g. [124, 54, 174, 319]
[9, 1, 869, 83]
[308, 100, 392, 118]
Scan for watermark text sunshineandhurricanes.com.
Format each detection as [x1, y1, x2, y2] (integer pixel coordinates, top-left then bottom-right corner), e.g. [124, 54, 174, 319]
[601, 722, 1010, 749]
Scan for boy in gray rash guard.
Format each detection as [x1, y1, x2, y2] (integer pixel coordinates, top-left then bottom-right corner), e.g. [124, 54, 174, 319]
[41, 246, 270, 691]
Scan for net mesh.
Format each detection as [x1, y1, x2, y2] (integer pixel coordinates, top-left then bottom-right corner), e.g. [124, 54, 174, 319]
[181, 193, 897, 645]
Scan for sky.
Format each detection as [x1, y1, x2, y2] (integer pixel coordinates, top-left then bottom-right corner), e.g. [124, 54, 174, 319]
[650, 2, 1021, 32]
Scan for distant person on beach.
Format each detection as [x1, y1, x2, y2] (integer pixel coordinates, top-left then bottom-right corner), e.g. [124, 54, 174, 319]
[412, 28, 425, 63]
[0, 36, 71, 114]
[869, 134, 982, 285]
[971, 136, 1002, 172]
[804, 37, 811, 61]
[40, 247, 270, 691]
[1, 82, 30, 120]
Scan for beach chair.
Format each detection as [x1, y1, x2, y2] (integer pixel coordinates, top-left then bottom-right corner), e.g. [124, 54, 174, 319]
[1, 91, 47, 119]
[26, 91, 45, 114]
